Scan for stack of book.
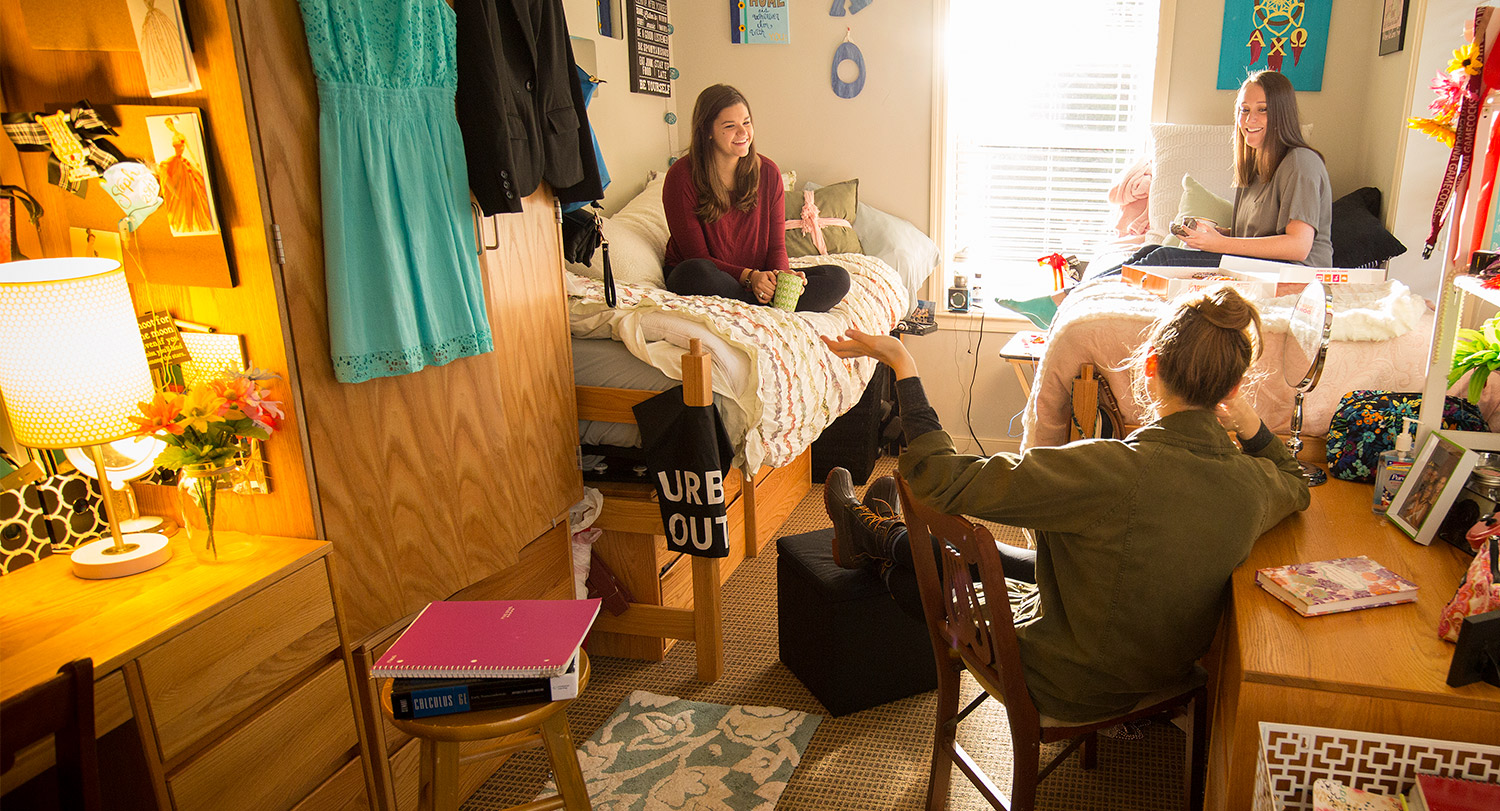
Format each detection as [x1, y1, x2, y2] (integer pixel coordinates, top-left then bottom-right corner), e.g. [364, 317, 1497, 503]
[373, 599, 602, 720]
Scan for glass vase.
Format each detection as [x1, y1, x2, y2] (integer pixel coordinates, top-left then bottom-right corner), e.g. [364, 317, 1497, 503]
[177, 462, 258, 564]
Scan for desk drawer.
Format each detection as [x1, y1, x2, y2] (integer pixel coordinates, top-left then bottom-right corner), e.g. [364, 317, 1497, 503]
[138, 563, 340, 761]
[168, 660, 358, 811]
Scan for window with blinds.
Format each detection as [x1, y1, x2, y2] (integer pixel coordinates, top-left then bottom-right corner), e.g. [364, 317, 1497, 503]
[942, 0, 1160, 307]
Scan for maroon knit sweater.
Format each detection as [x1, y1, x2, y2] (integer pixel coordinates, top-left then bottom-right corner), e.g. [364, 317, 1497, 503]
[663, 154, 789, 282]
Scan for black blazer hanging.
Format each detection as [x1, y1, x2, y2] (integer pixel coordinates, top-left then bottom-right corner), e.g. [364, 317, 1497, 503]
[455, 0, 603, 215]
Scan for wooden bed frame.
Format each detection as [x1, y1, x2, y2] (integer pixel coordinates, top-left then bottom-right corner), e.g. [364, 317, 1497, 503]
[574, 339, 811, 681]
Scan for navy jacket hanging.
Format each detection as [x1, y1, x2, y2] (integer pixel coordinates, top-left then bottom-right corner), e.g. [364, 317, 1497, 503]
[455, 0, 603, 215]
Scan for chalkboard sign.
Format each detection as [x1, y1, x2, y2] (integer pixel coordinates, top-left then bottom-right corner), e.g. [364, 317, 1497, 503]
[627, 0, 671, 97]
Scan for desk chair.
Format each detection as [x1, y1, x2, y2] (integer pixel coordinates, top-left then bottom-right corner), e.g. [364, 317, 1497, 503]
[0, 658, 103, 811]
[378, 650, 593, 811]
[894, 476, 1206, 811]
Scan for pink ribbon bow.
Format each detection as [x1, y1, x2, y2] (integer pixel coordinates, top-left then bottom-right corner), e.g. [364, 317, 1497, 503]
[785, 190, 851, 255]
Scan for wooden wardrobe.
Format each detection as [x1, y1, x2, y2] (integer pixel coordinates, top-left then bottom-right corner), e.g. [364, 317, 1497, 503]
[2, 0, 583, 808]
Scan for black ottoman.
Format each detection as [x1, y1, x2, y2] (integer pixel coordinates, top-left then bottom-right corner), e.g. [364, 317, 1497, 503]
[777, 530, 938, 716]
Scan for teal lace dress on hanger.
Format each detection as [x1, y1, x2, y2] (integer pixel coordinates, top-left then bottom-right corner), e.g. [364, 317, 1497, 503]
[298, 0, 490, 384]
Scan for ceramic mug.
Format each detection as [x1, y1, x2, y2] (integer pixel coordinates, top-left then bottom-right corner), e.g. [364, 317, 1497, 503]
[771, 272, 805, 311]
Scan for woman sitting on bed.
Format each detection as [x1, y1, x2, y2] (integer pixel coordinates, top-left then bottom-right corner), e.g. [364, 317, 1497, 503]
[1106, 69, 1333, 272]
[662, 84, 851, 311]
[1000, 71, 1331, 329]
[819, 285, 1309, 723]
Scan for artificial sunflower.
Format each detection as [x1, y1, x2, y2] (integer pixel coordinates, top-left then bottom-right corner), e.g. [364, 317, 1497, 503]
[1407, 116, 1457, 148]
[1449, 42, 1483, 76]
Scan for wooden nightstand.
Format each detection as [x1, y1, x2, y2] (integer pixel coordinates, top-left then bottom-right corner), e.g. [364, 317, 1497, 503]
[0, 534, 371, 811]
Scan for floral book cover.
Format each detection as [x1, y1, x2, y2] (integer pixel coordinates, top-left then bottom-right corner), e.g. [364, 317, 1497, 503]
[1254, 555, 1418, 617]
[1312, 778, 1402, 811]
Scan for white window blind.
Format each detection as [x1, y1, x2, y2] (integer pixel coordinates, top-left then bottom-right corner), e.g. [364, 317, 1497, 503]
[943, 0, 1160, 307]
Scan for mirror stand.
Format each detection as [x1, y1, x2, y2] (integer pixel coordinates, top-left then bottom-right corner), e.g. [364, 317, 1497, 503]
[1287, 389, 1327, 486]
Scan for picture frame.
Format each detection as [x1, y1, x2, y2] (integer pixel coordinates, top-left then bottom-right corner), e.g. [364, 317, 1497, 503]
[1381, 0, 1410, 56]
[1388, 429, 1500, 545]
[1446, 609, 1500, 688]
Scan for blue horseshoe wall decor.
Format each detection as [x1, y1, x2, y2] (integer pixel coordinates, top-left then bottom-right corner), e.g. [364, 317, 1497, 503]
[831, 40, 865, 99]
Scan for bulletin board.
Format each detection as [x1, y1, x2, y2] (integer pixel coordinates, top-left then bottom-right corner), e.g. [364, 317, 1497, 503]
[11, 103, 235, 288]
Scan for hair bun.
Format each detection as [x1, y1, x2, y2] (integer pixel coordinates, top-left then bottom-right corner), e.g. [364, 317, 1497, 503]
[1192, 285, 1256, 331]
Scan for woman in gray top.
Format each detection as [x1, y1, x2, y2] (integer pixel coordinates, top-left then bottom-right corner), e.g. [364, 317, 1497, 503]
[1176, 70, 1334, 267]
[820, 286, 1310, 723]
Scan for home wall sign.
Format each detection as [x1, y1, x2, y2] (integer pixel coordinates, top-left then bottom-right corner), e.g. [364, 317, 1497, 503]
[627, 0, 671, 97]
[1216, 0, 1332, 91]
[732, 0, 790, 44]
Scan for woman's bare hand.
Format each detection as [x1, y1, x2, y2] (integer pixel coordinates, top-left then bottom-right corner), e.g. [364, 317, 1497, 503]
[1215, 395, 1262, 437]
[821, 329, 919, 379]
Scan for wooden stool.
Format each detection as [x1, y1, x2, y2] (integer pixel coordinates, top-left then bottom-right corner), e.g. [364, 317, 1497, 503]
[379, 650, 593, 811]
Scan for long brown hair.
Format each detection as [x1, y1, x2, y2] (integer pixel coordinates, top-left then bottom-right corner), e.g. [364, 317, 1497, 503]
[1129, 285, 1262, 416]
[1232, 70, 1323, 187]
[688, 84, 760, 223]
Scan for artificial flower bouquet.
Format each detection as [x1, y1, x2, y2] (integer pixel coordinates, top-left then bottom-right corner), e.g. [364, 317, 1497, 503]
[129, 368, 283, 470]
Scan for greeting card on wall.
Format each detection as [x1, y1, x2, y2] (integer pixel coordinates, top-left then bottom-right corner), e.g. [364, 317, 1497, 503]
[145, 112, 220, 237]
[125, 0, 202, 97]
[732, 0, 790, 45]
[1216, 0, 1332, 91]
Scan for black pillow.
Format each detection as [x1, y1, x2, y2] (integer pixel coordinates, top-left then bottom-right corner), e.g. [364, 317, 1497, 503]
[1330, 187, 1407, 268]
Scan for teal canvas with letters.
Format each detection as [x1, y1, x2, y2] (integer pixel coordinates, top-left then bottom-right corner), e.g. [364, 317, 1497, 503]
[1216, 0, 1332, 91]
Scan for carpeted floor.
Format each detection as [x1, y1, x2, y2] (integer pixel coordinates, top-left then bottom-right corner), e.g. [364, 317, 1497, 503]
[465, 456, 1190, 810]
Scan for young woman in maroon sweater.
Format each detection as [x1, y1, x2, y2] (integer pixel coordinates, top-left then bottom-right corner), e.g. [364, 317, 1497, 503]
[662, 84, 850, 311]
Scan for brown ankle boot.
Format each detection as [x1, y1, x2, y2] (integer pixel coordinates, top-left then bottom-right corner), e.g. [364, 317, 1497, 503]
[825, 468, 903, 569]
[863, 475, 900, 519]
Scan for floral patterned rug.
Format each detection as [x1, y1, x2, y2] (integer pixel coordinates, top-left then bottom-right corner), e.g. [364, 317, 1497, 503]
[540, 690, 822, 810]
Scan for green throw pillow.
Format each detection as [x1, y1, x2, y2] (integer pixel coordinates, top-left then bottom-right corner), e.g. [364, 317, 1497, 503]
[785, 178, 863, 257]
[1162, 175, 1234, 248]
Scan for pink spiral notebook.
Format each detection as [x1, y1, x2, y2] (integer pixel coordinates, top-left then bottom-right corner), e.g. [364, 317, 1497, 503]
[371, 599, 602, 679]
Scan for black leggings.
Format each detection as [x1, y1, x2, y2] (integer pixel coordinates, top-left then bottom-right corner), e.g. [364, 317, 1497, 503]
[882, 526, 1038, 621]
[664, 259, 851, 312]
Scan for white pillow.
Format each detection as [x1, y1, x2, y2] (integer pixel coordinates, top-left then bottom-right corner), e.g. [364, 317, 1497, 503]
[610, 174, 670, 261]
[1147, 124, 1234, 243]
[565, 215, 666, 288]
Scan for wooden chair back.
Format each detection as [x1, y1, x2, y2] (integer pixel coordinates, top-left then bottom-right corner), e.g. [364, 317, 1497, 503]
[894, 475, 1041, 734]
[0, 658, 103, 811]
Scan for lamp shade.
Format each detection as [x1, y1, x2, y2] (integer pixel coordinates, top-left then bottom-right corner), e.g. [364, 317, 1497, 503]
[0, 258, 155, 449]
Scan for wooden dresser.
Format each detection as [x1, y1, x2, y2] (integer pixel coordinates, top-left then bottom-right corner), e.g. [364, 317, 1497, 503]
[0, 535, 369, 810]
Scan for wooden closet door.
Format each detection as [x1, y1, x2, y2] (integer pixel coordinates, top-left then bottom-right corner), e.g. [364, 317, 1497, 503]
[236, 0, 581, 641]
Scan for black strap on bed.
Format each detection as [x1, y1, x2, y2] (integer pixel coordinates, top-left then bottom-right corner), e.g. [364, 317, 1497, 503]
[601, 238, 615, 307]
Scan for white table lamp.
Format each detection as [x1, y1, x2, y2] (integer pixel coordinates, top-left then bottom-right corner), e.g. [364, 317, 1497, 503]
[0, 257, 171, 578]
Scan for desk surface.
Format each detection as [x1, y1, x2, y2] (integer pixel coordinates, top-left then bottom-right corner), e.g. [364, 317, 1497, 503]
[1231, 477, 1497, 715]
[0, 534, 329, 703]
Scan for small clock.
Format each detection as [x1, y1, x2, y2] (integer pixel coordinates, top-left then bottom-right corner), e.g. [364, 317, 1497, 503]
[947, 287, 970, 313]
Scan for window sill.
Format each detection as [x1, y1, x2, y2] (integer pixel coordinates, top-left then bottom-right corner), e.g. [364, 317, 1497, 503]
[932, 308, 1034, 334]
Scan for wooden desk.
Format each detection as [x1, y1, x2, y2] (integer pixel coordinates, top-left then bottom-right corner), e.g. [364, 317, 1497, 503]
[1208, 476, 1500, 811]
[0, 534, 372, 811]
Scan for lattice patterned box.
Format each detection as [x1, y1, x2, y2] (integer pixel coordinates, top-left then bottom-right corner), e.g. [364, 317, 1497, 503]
[1254, 722, 1500, 811]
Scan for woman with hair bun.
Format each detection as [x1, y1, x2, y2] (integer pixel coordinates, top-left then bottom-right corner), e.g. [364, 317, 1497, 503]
[819, 285, 1309, 724]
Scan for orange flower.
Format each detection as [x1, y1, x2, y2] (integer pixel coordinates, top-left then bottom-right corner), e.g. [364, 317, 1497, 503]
[1408, 116, 1457, 148]
[130, 391, 186, 436]
[179, 385, 229, 433]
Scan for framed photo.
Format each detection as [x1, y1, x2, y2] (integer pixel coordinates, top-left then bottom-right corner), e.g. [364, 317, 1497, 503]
[1389, 430, 1500, 545]
[1381, 0, 1410, 56]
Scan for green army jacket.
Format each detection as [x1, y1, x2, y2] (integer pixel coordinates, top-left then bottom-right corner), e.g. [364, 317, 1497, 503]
[899, 408, 1310, 723]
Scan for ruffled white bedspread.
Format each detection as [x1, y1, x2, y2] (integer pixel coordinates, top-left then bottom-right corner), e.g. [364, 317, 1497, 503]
[567, 253, 907, 470]
[1022, 279, 1500, 450]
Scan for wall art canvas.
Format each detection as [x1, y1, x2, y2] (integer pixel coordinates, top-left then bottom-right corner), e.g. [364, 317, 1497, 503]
[1381, 0, 1409, 55]
[125, 0, 201, 97]
[732, 0, 790, 45]
[145, 112, 220, 237]
[1216, 0, 1332, 91]
[69, 226, 124, 266]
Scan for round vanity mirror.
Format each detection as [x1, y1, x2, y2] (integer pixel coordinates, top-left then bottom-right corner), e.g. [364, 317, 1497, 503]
[1280, 280, 1334, 486]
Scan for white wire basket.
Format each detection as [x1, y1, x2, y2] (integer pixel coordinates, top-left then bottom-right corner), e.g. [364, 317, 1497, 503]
[1253, 722, 1500, 811]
